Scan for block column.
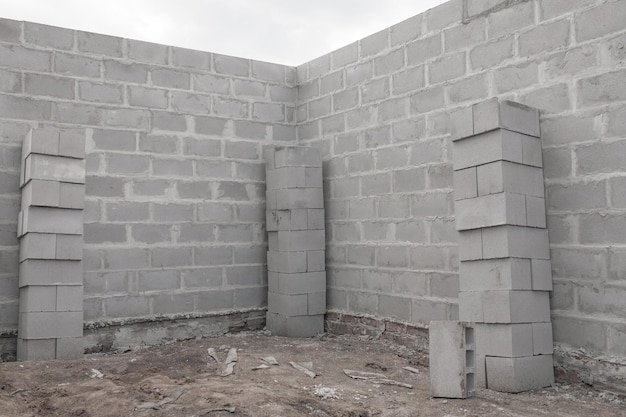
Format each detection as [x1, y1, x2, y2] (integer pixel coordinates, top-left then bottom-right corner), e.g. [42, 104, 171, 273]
[17, 128, 86, 360]
[264, 146, 326, 337]
[450, 98, 554, 392]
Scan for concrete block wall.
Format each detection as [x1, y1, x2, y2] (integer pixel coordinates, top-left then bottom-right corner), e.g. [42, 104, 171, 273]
[265, 146, 326, 336]
[0, 17, 296, 357]
[295, 0, 626, 383]
[17, 127, 85, 360]
[451, 98, 554, 392]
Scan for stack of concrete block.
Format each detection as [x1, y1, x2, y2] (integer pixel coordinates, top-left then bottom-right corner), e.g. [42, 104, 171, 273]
[17, 128, 86, 360]
[429, 321, 475, 398]
[450, 98, 554, 393]
[265, 146, 326, 337]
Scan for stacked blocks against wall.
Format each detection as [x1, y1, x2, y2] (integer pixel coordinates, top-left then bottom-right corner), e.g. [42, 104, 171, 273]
[429, 321, 475, 399]
[450, 98, 554, 393]
[17, 128, 86, 361]
[265, 146, 326, 337]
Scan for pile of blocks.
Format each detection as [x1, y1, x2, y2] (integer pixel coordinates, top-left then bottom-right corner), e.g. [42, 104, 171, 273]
[17, 128, 86, 360]
[264, 146, 326, 337]
[445, 98, 554, 393]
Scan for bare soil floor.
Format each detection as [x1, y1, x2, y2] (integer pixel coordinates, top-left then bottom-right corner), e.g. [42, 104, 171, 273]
[0, 332, 624, 417]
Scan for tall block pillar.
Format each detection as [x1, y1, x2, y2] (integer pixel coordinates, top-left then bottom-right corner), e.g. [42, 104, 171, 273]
[264, 146, 326, 337]
[450, 98, 554, 392]
[17, 128, 86, 360]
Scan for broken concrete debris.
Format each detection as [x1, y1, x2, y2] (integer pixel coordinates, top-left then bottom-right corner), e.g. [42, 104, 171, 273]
[343, 369, 413, 389]
[290, 361, 317, 378]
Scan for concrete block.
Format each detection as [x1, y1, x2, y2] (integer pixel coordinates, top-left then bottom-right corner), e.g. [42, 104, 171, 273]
[532, 322, 553, 355]
[474, 323, 533, 358]
[482, 290, 551, 324]
[274, 146, 321, 168]
[23, 154, 86, 185]
[308, 292, 326, 315]
[276, 188, 324, 210]
[450, 106, 474, 142]
[473, 99, 540, 138]
[454, 192, 527, 230]
[475, 353, 486, 389]
[525, 196, 546, 229]
[531, 259, 553, 291]
[307, 251, 325, 272]
[59, 183, 85, 209]
[486, 355, 554, 393]
[477, 161, 545, 198]
[481, 226, 550, 260]
[18, 311, 83, 339]
[269, 271, 326, 295]
[19, 285, 57, 312]
[308, 209, 325, 230]
[267, 251, 307, 273]
[21, 179, 61, 207]
[429, 321, 475, 398]
[268, 292, 308, 316]
[266, 167, 307, 190]
[56, 234, 83, 260]
[458, 229, 483, 261]
[21, 207, 83, 235]
[274, 230, 325, 252]
[453, 167, 478, 201]
[459, 258, 532, 291]
[453, 129, 522, 170]
[19, 233, 56, 261]
[56, 337, 83, 359]
[266, 312, 324, 337]
[17, 338, 56, 361]
[56, 285, 83, 312]
[459, 291, 484, 322]
[19, 260, 83, 286]
[22, 128, 59, 158]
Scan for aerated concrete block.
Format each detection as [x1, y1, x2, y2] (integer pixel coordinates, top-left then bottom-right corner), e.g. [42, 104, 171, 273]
[275, 188, 324, 209]
[307, 292, 326, 315]
[525, 196, 547, 228]
[19, 285, 57, 312]
[474, 323, 534, 358]
[452, 130, 540, 170]
[268, 292, 308, 316]
[56, 337, 84, 359]
[459, 258, 532, 291]
[486, 355, 554, 392]
[21, 179, 61, 208]
[454, 192, 526, 231]
[473, 98, 540, 138]
[22, 154, 86, 186]
[56, 285, 83, 312]
[272, 230, 326, 252]
[429, 321, 475, 398]
[20, 207, 84, 236]
[267, 251, 307, 273]
[266, 312, 325, 337]
[268, 272, 327, 295]
[532, 322, 554, 355]
[55, 234, 83, 260]
[307, 251, 325, 272]
[19, 260, 83, 287]
[476, 161, 545, 198]
[16, 338, 56, 361]
[453, 167, 478, 201]
[266, 209, 309, 231]
[531, 259, 553, 291]
[482, 290, 551, 324]
[458, 229, 483, 261]
[59, 183, 85, 209]
[19, 233, 57, 261]
[18, 311, 83, 339]
[266, 167, 323, 190]
[481, 226, 550, 260]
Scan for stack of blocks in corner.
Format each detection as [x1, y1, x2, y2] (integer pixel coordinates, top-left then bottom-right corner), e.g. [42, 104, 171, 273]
[445, 98, 554, 393]
[264, 146, 326, 337]
[17, 128, 86, 360]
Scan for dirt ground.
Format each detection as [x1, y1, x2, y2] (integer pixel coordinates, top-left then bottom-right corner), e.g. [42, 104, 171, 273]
[0, 332, 624, 417]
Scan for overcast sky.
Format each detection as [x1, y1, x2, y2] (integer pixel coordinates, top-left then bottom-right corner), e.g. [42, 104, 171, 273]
[1, 0, 447, 65]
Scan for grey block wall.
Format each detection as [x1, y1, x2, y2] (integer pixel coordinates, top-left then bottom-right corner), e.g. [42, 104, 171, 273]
[0, 0, 624, 383]
[0, 17, 296, 357]
[295, 0, 626, 379]
[17, 127, 85, 360]
[451, 98, 554, 392]
[265, 146, 326, 336]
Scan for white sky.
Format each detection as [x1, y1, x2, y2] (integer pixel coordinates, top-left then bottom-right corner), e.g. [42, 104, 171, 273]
[1, 0, 447, 66]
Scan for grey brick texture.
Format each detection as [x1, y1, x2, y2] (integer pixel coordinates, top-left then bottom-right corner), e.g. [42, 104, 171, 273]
[0, 0, 624, 380]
